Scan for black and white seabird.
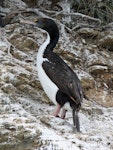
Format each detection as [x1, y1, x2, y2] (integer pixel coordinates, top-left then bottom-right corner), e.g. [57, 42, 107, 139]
[21, 18, 83, 132]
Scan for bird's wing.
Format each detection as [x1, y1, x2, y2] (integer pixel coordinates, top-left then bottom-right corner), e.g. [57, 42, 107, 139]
[42, 52, 83, 104]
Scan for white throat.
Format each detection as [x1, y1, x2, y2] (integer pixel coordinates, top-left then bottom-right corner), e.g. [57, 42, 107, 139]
[37, 32, 50, 61]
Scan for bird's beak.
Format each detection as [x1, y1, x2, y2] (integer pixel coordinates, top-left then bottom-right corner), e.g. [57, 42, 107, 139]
[20, 19, 37, 26]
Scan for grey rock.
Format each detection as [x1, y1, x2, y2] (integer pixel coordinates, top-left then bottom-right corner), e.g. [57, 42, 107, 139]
[0, 1, 113, 149]
[9, 33, 38, 52]
[99, 31, 113, 51]
[77, 28, 99, 38]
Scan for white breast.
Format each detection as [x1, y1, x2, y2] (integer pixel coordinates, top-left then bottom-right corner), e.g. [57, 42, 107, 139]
[36, 32, 58, 105]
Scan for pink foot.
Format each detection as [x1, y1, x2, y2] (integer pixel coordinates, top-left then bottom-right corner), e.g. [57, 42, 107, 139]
[53, 103, 61, 117]
[60, 109, 67, 119]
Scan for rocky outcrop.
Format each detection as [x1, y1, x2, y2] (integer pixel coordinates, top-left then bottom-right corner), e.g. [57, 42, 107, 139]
[0, 0, 113, 149]
[0, 92, 41, 150]
[99, 31, 113, 51]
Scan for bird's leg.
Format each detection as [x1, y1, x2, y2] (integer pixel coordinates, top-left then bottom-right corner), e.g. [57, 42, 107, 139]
[53, 103, 61, 117]
[72, 109, 80, 132]
[60, 109, 67, 119]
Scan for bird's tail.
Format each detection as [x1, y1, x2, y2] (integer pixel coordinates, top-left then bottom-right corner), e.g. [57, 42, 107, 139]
[72, 107, 81, 132]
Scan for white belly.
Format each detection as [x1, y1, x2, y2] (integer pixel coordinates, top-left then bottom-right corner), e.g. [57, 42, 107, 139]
[36, 32, 58, 105]
[37, 62, 58, 105]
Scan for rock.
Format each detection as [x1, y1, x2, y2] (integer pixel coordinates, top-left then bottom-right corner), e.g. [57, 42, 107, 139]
[5, 23, 21, 33]
[10, 48, 29, 61]
[100, 73, 113, 91]
[85, 89, 113, 107]
[85, 53, 108, 67]
[9, 33, 38, 52]
[77, 70, 95, 89]
[0, 92, 41, 150]
[22, 0, 38, 7]
[77, 28, 99, 38]
[99, 31, 113, 51]
[84, 53, 108, 74]
[1, 83, 16, 94]
[17, 84, 41, 99]
[4, 0, 26, 9]
[104, 22, 113, 30]
[88, 65, 108, 74]
[0, 0, 4, 7]
[2, 122, 17, 131]
[40, 115, 72, 133]
[0, 42, 9, 63]
[0, 0, 113, 149]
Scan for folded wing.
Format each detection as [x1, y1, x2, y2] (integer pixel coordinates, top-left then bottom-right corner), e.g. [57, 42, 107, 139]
[42, 51, 83, 104]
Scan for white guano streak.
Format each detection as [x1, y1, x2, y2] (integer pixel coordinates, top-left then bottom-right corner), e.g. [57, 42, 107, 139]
[36, 32, 58, 105]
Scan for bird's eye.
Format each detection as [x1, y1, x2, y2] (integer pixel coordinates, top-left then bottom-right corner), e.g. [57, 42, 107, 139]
[38, 19, 44, 25]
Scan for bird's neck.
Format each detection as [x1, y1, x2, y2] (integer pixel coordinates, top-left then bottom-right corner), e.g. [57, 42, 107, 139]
[47, 33, 59, 51]
[38, 30, 59, 59]
[37, 32, 50, 59]
[45, 29, 59, 53]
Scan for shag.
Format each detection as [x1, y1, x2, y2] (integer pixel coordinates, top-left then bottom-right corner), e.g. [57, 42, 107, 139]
[21, 18, 83, 132]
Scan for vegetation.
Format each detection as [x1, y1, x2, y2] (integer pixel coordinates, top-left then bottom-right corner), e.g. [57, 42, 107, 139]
[72, 0, 113, 23]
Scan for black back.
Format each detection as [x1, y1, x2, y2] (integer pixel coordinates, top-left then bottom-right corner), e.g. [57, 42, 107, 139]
[42, 51, 83, 105]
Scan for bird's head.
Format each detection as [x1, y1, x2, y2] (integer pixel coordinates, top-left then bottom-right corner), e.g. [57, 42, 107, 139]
[20, 18, 58, 34]
[35, 18, 54, 29]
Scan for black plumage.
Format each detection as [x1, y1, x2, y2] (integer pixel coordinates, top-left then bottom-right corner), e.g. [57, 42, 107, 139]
[21, 18, 83, 132]
[42, 51, 83, 105]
